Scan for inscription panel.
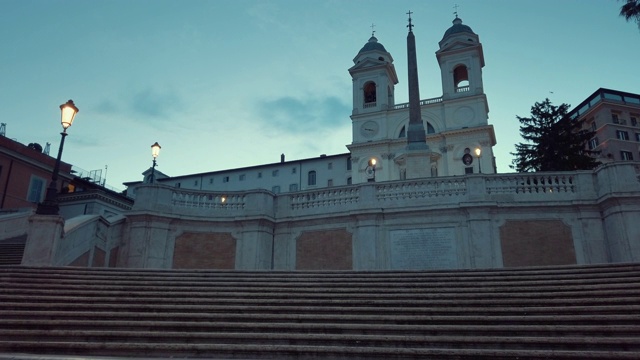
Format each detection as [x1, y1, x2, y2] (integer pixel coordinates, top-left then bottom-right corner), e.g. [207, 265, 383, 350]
[390, 228, 457, 270]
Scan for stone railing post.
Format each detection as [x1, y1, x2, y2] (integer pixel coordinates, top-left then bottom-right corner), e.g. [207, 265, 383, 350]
[22, 215, 65, 266]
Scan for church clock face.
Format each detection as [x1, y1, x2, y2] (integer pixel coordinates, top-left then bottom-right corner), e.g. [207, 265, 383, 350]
[360, 121, 379, 138]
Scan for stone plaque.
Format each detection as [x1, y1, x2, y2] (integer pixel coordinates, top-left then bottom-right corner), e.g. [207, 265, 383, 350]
[390, 228, 457, 270]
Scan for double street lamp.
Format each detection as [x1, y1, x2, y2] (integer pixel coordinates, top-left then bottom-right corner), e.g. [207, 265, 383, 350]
[36, 100, 79, 215]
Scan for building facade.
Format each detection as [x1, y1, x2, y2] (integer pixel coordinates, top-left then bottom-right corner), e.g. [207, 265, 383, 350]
[570, 88, 640, 163]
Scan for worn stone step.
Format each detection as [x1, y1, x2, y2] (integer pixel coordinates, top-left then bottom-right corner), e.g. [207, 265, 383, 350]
[2, 319, 639, 338]
[2, 310, 638, 326]
[0, 341, 638, 359]
[1, 301, 636, 316]
[3, 262, 640, 279]
[0, 330, 638, 351]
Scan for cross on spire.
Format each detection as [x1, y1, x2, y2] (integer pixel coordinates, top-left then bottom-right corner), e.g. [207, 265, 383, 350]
[370, 23, 376, 37]
[406, 10, 414, 32]
[453, 4, 460, 18]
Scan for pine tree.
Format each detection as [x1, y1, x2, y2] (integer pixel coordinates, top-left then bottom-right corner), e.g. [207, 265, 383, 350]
[510, 99, 600, 172]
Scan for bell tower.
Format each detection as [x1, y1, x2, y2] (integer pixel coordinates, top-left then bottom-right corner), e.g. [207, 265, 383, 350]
[436, 16, 485, 100]
[348, 34, 398, 116]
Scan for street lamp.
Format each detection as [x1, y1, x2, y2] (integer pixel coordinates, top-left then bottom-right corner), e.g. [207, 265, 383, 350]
[474, 147, 482, 174]
[367, 158, 377, 182]
[150, 142, 161, 183]
[36, 100, 79, 215]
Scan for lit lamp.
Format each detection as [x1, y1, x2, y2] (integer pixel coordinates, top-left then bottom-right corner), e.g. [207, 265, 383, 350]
[150, 142, 161, 183]
[368, 158, 377, 182]
[474, 147, 482, 174]
[36, 100, 79, 215]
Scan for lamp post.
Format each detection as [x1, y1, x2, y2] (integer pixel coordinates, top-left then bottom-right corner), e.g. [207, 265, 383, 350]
[36, 100, 79, 215]
[474, 147, 482, 174]
[367, 158, 377, 182]
[150, 142, 161, 183]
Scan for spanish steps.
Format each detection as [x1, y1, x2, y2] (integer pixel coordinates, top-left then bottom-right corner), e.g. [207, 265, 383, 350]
[0, 263, 639, 359]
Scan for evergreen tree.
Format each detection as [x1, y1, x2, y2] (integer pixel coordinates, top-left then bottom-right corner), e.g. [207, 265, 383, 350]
[510, 99, 600, 172]
[619, 0, 640, 29]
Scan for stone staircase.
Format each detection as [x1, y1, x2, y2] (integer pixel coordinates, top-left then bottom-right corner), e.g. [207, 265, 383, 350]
[0, 236, 26, 265]
[0, 264, 639, 359]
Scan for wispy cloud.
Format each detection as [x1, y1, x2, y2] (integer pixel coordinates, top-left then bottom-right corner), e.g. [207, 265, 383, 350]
[256, 96, 350, 135]
[92, 87, 184, 121]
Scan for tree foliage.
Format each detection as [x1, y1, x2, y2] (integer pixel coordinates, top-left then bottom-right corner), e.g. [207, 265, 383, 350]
[619, 0, 640, 28]
[510, 99, 600, 172]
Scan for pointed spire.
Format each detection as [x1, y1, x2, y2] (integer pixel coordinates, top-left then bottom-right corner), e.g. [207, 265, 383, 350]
[406, 11, 427, 149]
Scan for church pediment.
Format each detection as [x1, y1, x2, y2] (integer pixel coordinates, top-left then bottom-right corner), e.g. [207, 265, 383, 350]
[349, 58, 389, 72]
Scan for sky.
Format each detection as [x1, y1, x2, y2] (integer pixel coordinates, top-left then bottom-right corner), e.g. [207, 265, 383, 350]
[1, 0, 639, 191]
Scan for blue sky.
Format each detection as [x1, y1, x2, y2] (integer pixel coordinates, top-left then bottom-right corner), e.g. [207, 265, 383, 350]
[1, 0, 638, 190]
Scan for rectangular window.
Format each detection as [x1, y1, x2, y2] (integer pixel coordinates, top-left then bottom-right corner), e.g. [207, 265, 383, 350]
[272, 170, 279, 177]
[621, 151, 634, 160]
[308, 171, 317, 186]
[239, 174, 246, 181]
[27, 177, 45, 203]
[194, 180, 198, 186]
[617, 130, 629, 141]
[271, 185, 280, 193]
[258, 172, 262, 178]
[223, 176, 229, 183]
[209, 178, 214, 184]
[327, 179, 333, 187]
[175, 182, 181, 188]
[632, 117, 638, 127]
[636, 133, 640, 142]
[289, 183, 298, 192]
[292, 167, 296, 174]
[465, 167, 474, 174]
[328, 162, 333, 170]
[590, 121, 596, 132]
[347, 157, 352, 170]
[347, 177, 352, 185]
[612, 113, 620, 124]
[589, 137, 599, 150]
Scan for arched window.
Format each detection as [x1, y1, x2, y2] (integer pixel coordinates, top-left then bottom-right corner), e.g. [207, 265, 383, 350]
[453, 65, 469, 91]
[427, 122, 435, 134]
[363, 82, 377, 104]
[308, 170, 317, 186]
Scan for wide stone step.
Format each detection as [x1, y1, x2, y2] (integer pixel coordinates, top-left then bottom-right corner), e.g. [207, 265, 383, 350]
[0, 341, 638, 359]
[0, 330, 638, 351]
[2, 310, 638, 326]
[2, 319, 640, 338]
[1, 301, 636, 316]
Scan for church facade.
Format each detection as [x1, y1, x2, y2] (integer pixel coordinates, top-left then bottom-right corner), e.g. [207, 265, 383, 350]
[125, 16, 496, 198]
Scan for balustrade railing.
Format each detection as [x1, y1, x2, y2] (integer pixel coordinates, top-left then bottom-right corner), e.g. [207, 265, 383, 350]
[486, 174, 576, 195]
[290, 187, 359, 210]
[393, 96, 443, 110]
[376, 179, 466, 201]
[455, 85, 470, 93]
[172, 191, 245, 210]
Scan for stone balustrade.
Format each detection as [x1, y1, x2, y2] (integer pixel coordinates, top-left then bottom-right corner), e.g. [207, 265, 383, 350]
[130, 162, 640, 220]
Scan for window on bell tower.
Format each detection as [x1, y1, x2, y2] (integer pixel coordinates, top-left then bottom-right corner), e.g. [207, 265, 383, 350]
[453, 65, 469, 92]
[363, 82, 377, 106]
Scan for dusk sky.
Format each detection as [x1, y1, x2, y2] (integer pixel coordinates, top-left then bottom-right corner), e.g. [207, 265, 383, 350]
[2, 0, 638, 191]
